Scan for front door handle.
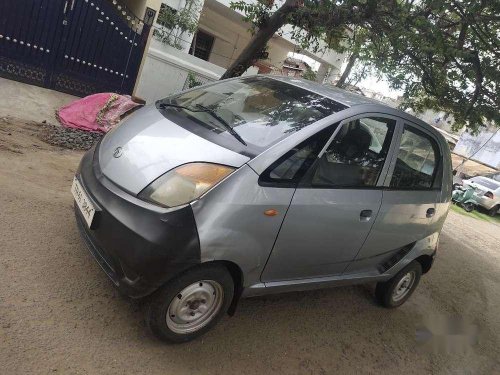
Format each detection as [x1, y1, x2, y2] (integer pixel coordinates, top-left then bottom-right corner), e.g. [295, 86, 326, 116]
[360, 209, 373, 222]
[426, 208, 435, 218]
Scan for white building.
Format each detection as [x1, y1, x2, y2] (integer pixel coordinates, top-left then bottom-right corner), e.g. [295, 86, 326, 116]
[132, 0, 346, 102]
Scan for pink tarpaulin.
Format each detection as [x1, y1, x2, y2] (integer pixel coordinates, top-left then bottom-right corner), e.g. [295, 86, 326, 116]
[56, 93, 141, 133]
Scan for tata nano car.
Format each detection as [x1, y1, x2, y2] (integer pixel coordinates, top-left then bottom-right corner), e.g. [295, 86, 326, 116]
[72, 76, 452, 343]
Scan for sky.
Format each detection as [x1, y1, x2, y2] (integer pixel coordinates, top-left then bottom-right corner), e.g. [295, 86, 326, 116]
[357, 75, 404, 99]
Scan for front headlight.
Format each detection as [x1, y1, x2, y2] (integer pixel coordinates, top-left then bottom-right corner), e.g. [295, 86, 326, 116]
[138, 163, 235, 207]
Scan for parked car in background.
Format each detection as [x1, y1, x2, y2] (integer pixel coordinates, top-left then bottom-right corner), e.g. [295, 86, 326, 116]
[72, 76, 452, 343]
[462, 176, 500, 216]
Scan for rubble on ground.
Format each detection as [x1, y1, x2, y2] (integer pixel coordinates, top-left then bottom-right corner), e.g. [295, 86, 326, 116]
[39, 123, 103, 150]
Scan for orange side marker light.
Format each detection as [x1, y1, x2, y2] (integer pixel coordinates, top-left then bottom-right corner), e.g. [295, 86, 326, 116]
[264, 209, 278, 217]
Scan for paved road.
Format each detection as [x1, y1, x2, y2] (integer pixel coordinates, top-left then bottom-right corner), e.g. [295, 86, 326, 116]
[1, 119, 499, 374]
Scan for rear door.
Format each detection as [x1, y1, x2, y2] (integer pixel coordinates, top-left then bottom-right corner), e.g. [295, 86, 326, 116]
[261, 115, 398, 282]
[345, 122, 443, 275]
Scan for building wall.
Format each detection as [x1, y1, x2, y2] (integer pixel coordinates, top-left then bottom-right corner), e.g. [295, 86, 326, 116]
[197, 5, 296, 70]
[135, 39, 224, 102]
[197, 5, 248, 68]
[121, 0, 162, 19]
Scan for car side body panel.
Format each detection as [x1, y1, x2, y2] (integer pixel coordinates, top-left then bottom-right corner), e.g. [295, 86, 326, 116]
[190, 164, 294, 288]
[261, 188, 383, 281]
[193, 104, 451, 297]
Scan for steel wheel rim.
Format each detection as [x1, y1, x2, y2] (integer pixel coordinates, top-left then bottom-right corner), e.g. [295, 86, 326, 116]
[392, 271, 416, 302]
[166, 280, 224, 334]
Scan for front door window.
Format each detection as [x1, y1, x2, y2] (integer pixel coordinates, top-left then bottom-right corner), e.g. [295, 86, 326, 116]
[309, 117, 396, 187]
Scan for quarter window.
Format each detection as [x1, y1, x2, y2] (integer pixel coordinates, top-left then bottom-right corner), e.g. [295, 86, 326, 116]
[310, 117, 396, 188]
[390, 125, 439, 189]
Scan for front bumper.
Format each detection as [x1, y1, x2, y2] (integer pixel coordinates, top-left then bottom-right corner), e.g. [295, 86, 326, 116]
[74, 145, 201, 298]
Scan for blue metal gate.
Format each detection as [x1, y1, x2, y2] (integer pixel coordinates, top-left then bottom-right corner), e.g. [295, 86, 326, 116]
[0, 0, 155, 96]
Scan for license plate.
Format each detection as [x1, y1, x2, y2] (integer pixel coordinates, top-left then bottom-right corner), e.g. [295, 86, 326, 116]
[71, 177, 96, 228]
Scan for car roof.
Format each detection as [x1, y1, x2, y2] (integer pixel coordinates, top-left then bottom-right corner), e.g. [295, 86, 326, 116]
[264, 75, 444, 140]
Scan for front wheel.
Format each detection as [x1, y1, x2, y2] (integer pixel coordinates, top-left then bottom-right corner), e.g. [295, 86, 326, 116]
[376, 261, 422, 308]
[146, 264, 234, 343]
[462, 202, 475, 212]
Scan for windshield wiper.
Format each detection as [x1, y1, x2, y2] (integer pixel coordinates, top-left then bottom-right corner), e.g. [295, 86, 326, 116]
[158, 102, 247, 146]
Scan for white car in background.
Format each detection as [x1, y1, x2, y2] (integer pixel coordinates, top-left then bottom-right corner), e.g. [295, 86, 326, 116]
[462, 176, 500, 216]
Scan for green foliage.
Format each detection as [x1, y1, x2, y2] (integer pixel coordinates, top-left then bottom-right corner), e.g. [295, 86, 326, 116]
[154, 0, 201, 50]
[302, 66, 317, 81]
[229, 0, 499, 132]
[187, 72, 203, 89]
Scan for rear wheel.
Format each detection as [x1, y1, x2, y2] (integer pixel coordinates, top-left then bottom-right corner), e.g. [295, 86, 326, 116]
[376, 261, 422, 308]
[487, 205, 499, 217]
[146, 264, 234, 343]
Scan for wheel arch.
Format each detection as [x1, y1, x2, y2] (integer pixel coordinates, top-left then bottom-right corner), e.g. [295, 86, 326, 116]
[208, 260, 244, 316]
[414, 254, 433, 274]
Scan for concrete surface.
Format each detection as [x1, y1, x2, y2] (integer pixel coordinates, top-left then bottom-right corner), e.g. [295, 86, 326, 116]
[0, 117, 499, 374]
[0, 77, 77, 123]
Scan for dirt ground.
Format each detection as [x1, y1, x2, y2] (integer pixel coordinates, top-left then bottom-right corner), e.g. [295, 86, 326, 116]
[1, 117, 500, 375]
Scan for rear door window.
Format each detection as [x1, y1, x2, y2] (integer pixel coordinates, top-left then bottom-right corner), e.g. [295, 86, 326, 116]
[390, 125, 440, 189]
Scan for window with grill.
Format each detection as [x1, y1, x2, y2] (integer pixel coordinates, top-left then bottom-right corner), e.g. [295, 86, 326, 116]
[156, 4, 177, 29]
[189, 30, 215, 61]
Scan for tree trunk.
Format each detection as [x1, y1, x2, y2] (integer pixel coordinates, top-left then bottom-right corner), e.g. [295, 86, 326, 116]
[220, 0, 302, 80]
[335, 51, 358, 88]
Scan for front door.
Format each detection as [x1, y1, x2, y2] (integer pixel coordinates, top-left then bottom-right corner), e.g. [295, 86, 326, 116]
[261, 116, 398, 282]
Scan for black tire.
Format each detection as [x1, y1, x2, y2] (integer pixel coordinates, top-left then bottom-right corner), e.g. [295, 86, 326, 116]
[463, 202, 475, 212]
[487, 205, 499, 217]
[376, 261, 422, 308]
[146, 264, 234, 343]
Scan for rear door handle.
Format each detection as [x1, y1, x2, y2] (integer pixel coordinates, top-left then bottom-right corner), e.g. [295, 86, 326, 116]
[360, 209, 373, 222]
[426, 208, 435, 218]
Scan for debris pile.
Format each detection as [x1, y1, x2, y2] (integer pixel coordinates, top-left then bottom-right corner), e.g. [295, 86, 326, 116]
[40, 122, 103, 150]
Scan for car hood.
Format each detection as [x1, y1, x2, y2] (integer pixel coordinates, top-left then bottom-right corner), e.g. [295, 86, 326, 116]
[98, 105, 250, 194]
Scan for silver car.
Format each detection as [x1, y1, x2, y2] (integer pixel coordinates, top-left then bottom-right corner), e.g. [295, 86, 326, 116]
[72, 76, 452, 343]
[462, 176, 500, 216]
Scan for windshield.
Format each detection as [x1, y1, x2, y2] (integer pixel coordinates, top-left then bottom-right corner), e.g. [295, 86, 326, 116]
[157, 77, 347, 155]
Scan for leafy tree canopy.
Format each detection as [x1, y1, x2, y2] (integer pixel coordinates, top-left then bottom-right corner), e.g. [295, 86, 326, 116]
[226, 0, 499, 132]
